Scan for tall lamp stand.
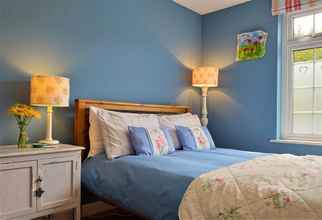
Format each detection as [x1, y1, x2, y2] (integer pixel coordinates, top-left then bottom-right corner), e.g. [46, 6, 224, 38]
[201, 87, 209, 127]
[39, 105, 59, 145]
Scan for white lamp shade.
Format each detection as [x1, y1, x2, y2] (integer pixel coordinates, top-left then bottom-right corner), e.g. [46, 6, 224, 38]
[192, 67, 219, 88]
[30, 75, 70, 107]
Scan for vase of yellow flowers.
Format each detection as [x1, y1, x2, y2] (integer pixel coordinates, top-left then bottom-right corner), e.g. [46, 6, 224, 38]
[8, 104, 41, 148]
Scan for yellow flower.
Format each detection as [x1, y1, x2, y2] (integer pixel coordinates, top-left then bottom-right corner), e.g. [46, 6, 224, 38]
[8, 104, 41, 119]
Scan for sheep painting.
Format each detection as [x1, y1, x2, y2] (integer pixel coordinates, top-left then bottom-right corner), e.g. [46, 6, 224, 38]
[236, 30, 268, 61]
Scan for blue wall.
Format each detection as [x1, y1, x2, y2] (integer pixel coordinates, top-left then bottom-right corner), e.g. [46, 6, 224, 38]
[0, 0, 202, 145]
[203, 0, 322, 155]
[2, 0, 321, 155]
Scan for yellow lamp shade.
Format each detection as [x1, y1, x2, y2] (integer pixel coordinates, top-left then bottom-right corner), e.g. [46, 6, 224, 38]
[30, 75, 70, 107]
[192, 67, 219, 88]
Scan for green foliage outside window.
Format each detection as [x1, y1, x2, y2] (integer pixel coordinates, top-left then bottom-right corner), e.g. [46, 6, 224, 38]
[293, 48, 322, 62]
[317, 48, 322, 60]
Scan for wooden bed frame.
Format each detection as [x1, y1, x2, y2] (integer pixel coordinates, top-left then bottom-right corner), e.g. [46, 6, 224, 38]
[74, 99, 191, 219]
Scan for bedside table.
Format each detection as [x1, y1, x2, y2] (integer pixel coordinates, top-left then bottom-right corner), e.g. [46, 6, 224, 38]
[0, 144, 84, 220]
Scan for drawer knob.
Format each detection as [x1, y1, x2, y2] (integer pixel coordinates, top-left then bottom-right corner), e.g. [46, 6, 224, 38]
[36, 177, 42, 183]
[35, 188, 45, 198]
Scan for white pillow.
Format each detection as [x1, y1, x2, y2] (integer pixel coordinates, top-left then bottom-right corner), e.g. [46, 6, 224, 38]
[97, 110, 160, 160]
[159, 113, 202, 149]
[88, 107, 106, 156]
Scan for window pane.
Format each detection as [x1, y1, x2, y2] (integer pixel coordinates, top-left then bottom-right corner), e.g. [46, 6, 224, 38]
[293, 88, 313, 111]
[315, 88, 322, 111]
[314, 114, 322, 135]
[294, 15, 314, 38]
[315, 13, 322, 34]
[293, 48, 314, 63]
[293, 49, 314, 112]
[293, 62, 314, 88]
[293, 114, 312, 134]
[315, 60, 322, 86]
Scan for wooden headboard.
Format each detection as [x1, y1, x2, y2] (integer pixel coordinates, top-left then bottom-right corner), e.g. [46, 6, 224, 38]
[74, 99, 191, 157]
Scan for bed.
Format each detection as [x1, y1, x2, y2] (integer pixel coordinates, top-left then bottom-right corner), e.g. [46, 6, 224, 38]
[82, 149, 265, 220]
[76, 99, 322, 220]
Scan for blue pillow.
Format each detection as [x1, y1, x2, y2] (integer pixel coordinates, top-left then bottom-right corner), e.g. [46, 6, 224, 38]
[128, 126, 175, 156]
[176, 126, 215, 151]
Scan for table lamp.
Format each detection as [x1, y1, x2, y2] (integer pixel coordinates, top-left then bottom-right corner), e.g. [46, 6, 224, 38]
[192, 67, 219, 127]
[30, 75, 70, 144]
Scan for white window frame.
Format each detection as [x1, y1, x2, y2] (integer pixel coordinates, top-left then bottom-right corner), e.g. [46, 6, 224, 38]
[280, 6, 322, 143]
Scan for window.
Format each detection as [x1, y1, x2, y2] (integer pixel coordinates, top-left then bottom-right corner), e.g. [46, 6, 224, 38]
[280, 7, 322, 143]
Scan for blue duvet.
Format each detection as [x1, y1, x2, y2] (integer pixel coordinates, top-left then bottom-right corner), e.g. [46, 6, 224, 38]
[81, 148, 266, 220]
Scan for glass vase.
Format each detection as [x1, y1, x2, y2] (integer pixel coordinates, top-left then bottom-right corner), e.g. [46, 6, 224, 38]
[17, 125, 29, 148]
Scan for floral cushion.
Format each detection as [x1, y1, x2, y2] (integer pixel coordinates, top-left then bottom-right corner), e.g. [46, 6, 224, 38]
[128, 126, 175, 156]
[159, 113, 202, 149]
[176, 126, 215, 151]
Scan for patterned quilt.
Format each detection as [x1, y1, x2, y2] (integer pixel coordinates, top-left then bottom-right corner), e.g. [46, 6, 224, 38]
[179, 154, 322, 220]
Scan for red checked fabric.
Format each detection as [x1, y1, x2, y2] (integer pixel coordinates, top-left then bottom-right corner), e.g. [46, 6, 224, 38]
[272, 0, 322, 15]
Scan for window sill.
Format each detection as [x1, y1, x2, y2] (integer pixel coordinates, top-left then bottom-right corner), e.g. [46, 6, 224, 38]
[270, 139, 322, 147]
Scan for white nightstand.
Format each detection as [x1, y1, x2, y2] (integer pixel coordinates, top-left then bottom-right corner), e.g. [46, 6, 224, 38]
[0, 144, 84, 220]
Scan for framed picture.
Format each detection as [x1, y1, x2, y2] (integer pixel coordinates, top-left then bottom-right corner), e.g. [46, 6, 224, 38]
[236, 30, 268, 61]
